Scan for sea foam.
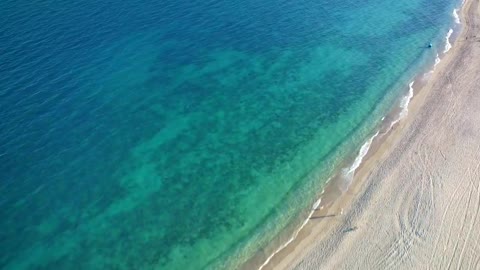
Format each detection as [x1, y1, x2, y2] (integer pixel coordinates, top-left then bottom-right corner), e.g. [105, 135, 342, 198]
[399, 81, 414, 119]
[453, 9, 460, 24]
[423, 53, 441, 80]
[434, 53, 441, 68]
[444, 29, 453, 53]
[343, 131, 380, 180]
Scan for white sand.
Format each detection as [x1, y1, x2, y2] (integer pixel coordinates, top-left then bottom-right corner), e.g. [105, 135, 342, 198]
[264, 0, 480, 269]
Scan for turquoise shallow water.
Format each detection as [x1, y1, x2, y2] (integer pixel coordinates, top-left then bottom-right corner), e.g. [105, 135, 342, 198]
[0, 0, 458, 269]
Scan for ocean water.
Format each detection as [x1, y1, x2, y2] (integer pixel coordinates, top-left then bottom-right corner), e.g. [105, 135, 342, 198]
[0, 0, 458, 269]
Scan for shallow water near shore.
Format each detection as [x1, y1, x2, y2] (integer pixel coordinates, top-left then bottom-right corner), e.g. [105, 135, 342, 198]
[0, 0, 460, 269]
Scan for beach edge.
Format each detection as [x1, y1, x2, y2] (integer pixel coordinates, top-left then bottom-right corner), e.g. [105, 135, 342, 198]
[254, 0, 478, 268]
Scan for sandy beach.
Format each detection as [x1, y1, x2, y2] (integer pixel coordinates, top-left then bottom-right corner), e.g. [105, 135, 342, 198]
[259, 0, 480, 269]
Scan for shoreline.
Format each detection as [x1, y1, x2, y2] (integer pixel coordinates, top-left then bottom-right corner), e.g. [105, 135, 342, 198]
[249, 0, 478, 268]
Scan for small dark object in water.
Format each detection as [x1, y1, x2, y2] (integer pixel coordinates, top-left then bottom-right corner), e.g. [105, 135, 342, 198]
[427, 43, 433, 48]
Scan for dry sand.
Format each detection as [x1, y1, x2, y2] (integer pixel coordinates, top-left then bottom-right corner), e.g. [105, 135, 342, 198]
[262, 0, 480, 269]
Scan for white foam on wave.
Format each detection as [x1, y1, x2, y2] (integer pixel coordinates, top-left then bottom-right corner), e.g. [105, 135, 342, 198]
[343, 131, 380, 180]
[390, 81, 415, 128]
[453, 9, 460, 24]
[423, 53, 442, 80]
[434, 53, 441, 68]
[400, 81, 414, 119]
[257, 195, 324, 270]
[444, 29, 453, 53]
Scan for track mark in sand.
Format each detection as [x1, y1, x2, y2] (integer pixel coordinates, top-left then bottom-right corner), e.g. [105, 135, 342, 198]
[429, 175, 435, 212]
[378, 137, 437, 269]
[457, 162, 480, 269]
[439, 149, 447, 160]
[437, 81, 457, 127]
[422, 144, 437, 211]
[371, 190, 416, 268]
[371, 156, 421, 269]
[467, 188, 480, 270]
[439, 182, 471, 268]
[429, 178, 464, 266]
[377, 153, 431, 269]
[445, 185, 474, 269]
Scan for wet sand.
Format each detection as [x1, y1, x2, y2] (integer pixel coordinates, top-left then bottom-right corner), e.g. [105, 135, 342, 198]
[262, 0, 480, 268]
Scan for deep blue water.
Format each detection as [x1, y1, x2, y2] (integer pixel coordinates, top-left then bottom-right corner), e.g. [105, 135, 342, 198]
[1, 0, 458, 269]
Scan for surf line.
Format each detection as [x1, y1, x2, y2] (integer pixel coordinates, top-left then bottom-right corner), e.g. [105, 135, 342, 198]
[258, 128, 383, 269]
[343, 131, 380, 182]
[257, 196, 323, 270]
[258, 18, 461, 268]
[453, 9, 461, 24]
[444, 29, 454, 53]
